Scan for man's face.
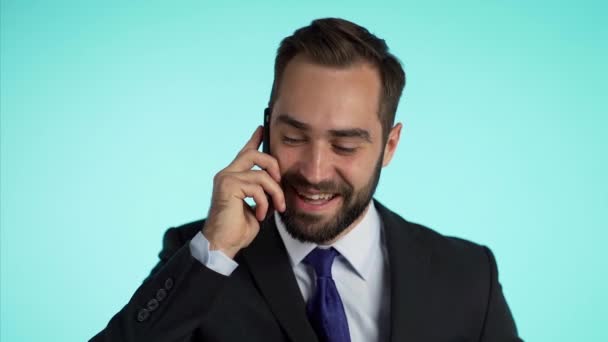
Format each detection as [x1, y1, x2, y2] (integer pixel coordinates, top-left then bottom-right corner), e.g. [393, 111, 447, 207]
[270, 55, 401, 244]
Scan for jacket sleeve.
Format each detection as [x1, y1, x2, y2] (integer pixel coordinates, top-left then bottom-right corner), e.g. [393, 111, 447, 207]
[479, 246, 524, 342]
[90, 227, 228, 342]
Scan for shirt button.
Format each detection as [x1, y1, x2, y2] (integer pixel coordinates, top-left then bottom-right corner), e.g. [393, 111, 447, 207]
[164, 277, 174, 290]
[147, 298, 159, 311]
[156, 288, 167, 302]
[136, 308, 150, 322]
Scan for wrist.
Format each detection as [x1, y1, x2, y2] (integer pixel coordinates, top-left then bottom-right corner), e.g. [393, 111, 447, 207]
[208, 242, 239, 259]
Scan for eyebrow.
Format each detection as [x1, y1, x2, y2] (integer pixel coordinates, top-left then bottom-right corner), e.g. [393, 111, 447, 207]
[275, 113, 372, 143]
[276, 113, 311, 130]
[328, 128, 371, 142]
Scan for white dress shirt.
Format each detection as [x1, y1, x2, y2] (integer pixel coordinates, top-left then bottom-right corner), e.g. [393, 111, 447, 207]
[189, 202, 391, 342]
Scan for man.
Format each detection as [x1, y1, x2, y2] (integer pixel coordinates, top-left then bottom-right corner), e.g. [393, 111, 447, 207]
[91, 18, 522, 342]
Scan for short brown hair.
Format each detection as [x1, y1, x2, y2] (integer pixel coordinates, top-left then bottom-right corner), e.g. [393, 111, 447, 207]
[268, 18, 406, 141]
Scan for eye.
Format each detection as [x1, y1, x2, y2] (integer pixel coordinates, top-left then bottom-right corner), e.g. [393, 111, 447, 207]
[282, 136, 305, 145]
[333, 145, 358, 154]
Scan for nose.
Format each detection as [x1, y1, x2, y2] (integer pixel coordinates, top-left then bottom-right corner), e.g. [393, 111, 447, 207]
[298, 143, 333, 186]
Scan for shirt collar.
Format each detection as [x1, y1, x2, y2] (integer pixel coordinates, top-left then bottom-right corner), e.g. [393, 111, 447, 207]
[275, 201, 381, 281]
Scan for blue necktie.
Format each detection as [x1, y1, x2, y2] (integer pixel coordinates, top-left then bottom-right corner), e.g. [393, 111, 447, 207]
[303, 247, 351, 342]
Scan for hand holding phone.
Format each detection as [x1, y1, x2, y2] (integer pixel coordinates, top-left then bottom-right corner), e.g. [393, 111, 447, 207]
[202, 125, 285, 259]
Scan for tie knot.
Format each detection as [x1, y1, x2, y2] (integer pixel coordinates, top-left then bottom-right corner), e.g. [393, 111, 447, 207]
[303, 247, 339, 278]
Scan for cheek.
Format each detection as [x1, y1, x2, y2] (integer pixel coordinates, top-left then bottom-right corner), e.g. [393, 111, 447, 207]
[273, 148, 298, 174]
[335, 155, 377, 188]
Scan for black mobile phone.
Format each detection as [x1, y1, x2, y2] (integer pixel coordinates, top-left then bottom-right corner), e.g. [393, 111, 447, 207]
[262, 107, 274, 220]
[263, 107, 271, 154]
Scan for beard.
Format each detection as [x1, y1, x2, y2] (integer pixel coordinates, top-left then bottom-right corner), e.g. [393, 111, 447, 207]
[278, 155, 383, 244]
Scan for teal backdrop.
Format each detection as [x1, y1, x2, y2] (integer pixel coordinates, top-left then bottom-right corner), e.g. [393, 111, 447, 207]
[1, 1, 606, 341]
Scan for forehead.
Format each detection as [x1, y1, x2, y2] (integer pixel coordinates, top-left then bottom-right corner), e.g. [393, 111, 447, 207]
[273, 55, 382, 134]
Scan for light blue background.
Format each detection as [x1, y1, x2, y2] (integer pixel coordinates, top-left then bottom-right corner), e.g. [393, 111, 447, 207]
[1, 1, 606, 341]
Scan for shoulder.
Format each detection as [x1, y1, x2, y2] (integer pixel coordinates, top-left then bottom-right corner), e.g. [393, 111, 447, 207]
[375, 200, 494, 274]
[375, 202, 520, 336]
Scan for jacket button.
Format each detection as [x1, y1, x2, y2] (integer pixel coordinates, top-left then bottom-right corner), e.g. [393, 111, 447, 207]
[136, 308, 150, 322]
[164, 277, 174, 290]
[156, 288, 167, 301]
[147, 298, 159, 311]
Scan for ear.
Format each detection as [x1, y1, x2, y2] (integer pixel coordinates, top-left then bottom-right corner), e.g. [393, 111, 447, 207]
[382, 123, 403, 167]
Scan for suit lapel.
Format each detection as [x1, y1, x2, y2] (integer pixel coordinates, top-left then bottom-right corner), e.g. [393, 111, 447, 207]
[376, 201, 432, 342]
[241, 217, 319, 342]
[241, 201, 431, 342]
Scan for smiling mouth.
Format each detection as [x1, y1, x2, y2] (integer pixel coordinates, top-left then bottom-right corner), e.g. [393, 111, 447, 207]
[294, 188, 339, 206]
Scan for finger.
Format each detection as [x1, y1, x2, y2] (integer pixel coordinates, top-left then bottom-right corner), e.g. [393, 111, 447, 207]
[227, 149, 282, 183]
[238, 182, 269, 221]
[238, 126, 263, 155]
[235, 170, 286, 212]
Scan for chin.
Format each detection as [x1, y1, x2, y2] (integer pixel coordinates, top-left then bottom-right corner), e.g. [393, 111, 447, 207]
[279, 207, 351, 244]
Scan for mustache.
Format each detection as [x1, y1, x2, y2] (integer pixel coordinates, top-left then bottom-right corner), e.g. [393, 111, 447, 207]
[280, 171, 351, 195]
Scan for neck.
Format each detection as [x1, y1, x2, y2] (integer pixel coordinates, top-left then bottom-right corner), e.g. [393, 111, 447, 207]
[319, 201, 372, 246]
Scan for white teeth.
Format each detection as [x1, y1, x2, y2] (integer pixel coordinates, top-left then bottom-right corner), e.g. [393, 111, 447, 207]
[298, 192, 335, 201]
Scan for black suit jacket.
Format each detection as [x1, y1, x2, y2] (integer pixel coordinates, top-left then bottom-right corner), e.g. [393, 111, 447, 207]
[91, 200, 522, 341]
